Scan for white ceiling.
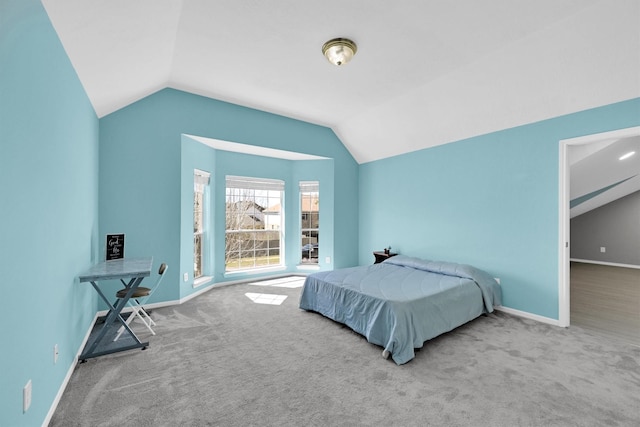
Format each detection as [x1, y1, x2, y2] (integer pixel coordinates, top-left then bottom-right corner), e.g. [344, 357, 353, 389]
[41, 0, 639, 165]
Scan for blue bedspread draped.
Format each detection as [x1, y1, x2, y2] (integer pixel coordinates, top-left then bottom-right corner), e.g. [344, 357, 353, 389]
[299, 255, 502, 365]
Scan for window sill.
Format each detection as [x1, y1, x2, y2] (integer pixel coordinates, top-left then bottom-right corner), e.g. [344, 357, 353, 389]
[193, 276, 213, 288]
[297, 264, 320, 271]
[224, 265, 286, 277]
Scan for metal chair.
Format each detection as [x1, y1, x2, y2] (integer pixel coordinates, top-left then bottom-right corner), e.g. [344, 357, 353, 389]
[113, 263, 168, 341]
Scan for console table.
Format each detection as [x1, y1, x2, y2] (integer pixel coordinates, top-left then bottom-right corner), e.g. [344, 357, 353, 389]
[78, 257, 153, 361]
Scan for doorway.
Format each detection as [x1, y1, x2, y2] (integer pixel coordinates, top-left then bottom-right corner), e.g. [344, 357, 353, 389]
[558, 126, 640, 327]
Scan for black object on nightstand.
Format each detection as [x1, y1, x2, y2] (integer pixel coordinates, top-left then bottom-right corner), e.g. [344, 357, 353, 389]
[373, 250, 397, 264]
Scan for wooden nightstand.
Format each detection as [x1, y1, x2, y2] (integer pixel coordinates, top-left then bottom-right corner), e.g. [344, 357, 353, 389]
[373, 251, 397, 264]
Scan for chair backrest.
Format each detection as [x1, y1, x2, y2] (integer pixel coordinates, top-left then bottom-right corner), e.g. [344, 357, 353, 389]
[152, 263, 168, 292]
[158, 263, 168, 276]
[139, 263, 168, 303]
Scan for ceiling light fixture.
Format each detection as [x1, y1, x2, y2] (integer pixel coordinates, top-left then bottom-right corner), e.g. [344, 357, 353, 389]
[619, 151, 636, 160]
[322, 38, 357, 66]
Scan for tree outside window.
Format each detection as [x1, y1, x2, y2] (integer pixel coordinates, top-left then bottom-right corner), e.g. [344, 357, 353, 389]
[225, 176, 284, 271]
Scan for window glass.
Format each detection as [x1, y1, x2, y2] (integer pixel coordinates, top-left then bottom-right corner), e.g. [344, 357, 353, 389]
[300, 181, 319, 265]
[225, 176, 284, 272]
[194, 170, 210, 279]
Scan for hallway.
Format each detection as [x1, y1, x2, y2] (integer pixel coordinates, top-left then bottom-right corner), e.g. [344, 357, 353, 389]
[570, 262, 640, 346]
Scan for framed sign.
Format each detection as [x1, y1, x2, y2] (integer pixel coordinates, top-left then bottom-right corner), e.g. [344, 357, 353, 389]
[106, 233, 125, 260]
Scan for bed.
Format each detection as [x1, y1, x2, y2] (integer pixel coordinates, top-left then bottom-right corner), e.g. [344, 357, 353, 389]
[299, 255, 502, 365]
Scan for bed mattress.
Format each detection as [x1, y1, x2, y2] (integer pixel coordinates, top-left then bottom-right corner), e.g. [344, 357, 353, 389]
[299, 255, 501, 364]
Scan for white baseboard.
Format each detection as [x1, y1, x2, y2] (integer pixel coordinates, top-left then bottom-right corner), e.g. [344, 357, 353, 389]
[570, 258, 640, 270]
[495, 306, 561, 327]
[96, 300, 180, 317]
[95, 273, 309, 316]
[43, 311, 99, 427]
[94, 284, 219, 317]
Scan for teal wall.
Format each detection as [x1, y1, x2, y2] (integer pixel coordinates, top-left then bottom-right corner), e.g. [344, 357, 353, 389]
[0, 1, 99, 425]
[359, 98, 640, 320]
[100, 88, 357, 302]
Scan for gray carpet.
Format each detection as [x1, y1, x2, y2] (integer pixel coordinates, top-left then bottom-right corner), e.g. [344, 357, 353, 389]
[51, 278, 640, 426]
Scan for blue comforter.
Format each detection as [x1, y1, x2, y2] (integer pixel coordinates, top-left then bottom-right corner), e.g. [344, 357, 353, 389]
[299, 255, 502, 365]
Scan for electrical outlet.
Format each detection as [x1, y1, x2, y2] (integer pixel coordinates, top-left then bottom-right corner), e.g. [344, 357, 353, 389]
[54, 344, 59, 364]
[325, 257, 331, 264]
[23, 380, 32, 413]
[600, 247, 606, 253]
[183, 273, 188, 282]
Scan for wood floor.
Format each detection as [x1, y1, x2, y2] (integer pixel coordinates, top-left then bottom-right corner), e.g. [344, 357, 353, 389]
[570, 261, 640, 346]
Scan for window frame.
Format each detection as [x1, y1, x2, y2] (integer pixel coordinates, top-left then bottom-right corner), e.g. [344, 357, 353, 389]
[299, 181, 319, 265]
[225, 175, 285, 273]
[193, 169, 210, 280]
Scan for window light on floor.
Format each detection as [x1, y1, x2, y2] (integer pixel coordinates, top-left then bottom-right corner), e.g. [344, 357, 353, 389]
[245, 293, 288, 305]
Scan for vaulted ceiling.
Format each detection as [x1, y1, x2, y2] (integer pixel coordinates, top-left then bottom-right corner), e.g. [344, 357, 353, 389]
[40, 1, 640, 216]
[569, 134, 640, 217]
[42, 0, 639, 166]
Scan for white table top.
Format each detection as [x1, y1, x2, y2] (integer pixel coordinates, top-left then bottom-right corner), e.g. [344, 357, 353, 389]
[79, 257, 153, 282]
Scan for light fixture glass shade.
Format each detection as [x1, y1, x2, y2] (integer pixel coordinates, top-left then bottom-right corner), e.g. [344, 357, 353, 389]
[322, 38, 357, 66]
